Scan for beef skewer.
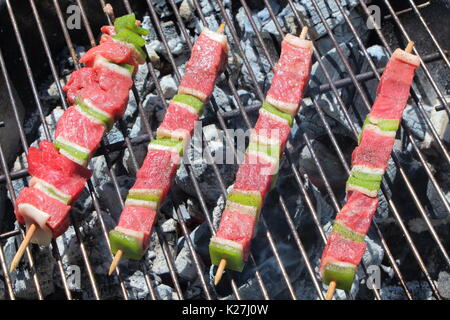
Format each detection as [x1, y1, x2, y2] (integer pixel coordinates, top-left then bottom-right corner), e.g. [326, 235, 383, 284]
[210, 26, 313, 285]
[108, 24, 229, 274]
[323, 41, 419, 299]
[9, 13, 148, 271]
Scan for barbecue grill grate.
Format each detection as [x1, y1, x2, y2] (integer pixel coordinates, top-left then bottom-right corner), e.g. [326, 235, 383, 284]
[0, 0, 448, 300]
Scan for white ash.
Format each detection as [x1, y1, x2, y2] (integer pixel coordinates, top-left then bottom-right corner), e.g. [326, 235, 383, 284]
[147, 40, 166, 57]
[150, 235, 171, 276]
[125, 270, 150, 300]
[209, 87, 233, 114]
[122, 91, 138, 126]
[160, 74, 178, 99]
[175, 246, 199, 281]
[239, 37, 273, 91]
[175, 204, 191, 222]
[161, 218, 177, 233]
[98, 175, 135, 219]
[179, 0, 195, 22]
[175, 124, 238, 205]
[156, 283, 177, 300]
[437, 271, 450, 299]
[104, 125, 125, 145]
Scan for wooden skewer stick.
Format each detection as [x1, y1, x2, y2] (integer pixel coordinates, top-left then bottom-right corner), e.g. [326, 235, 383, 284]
[9, 223, 37, 272]
[299, 26, 308, 40]
[217, 23, 225, 34]
[214, 258, 227, 285]
[108, 249, 123, 275]
[325, 280, 337, 300]
[405, 40, 414, 53]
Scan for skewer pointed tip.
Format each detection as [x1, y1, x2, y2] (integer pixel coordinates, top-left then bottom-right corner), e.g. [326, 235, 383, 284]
[103, 3, 116, 22]
[217, 24, 225, 34]
[108, 249, 123, 276]
[9, 223, 37, 272]
[299, 26, 308, 40]
[214, 258, 227, 286]
[325, 280, 337, 300]
[405, 41, 414, 53]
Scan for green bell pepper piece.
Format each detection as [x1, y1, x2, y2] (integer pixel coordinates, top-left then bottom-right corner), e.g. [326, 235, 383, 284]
[322, 263, 356, 292]
[350, 169, 383, 182]
[227, 191, 262, 211]
[209, 240, 245, 272]
[127, 191, 161, 203]
[247, 141, 280, 160]
[150, 137, 185, 155]
[114, 13, 149, 36]
[172, 94, 204, 114]
[332, 221, 365, 243]
[346, 175, 381, 193]
[261, 100, 293, 126]
[75, 97, 113, 130]
[54, 139, 90, 164]
[109, 229, 145, 260]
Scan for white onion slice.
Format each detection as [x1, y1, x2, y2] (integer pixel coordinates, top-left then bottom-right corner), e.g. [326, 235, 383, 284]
[18, 204, 52, 246]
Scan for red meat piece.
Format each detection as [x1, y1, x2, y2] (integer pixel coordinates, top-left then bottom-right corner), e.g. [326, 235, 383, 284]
[15, 187, 71, 238]
[335, 191, 378, 235]
[216, 210, 256, 259]
[376, 59, 416, 103]
[55, 106, 106, 153]
[135, 149, 179, 198]
[320, 232, 366, 267]
[253, 112, 291, 149]
[352, 129, 395, 171]
[80, 40, 137, 67]
[63, 66, 132, 120]
[178, 31, 227, 101]
[27, 140, 91, 201]
[233, 153, 276, 199]
[266, 40, 312, 109]
[117, 205, 157, 247]
[158, 102, 199, 136]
